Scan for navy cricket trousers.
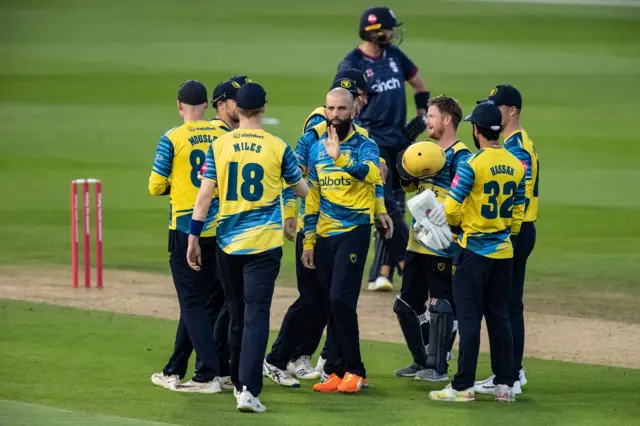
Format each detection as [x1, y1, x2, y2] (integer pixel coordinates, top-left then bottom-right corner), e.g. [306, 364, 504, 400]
[266, 231, 329, 369]
[316, 225, 371, 378]
[510, 221, 536, 375]
[452, 248, 516, 391]
[165, 230, 221, 382]
[217, 246, 282, 396]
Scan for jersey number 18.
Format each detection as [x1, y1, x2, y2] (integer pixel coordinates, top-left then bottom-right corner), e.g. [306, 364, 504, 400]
[226, 162, 264, 202]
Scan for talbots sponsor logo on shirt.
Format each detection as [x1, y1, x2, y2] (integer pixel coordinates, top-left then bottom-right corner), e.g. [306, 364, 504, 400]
[319, 176, 351, 187]
[371, 77, 402, 93]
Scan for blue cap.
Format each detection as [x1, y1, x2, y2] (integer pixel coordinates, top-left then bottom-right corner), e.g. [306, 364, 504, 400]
[330, 78, 359, 97]
[236, 83, 267, 110]
[335, 68, 376, 95]
[464, 102, 503, 131]
[477, 84, 522, 110]
[211, 80, 242, 107]
[177, 80, 208, 105]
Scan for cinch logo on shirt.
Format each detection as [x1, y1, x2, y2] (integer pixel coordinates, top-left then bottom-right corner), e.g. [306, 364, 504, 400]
[319, 176, 351, 187]
[371, 77, 402, 93]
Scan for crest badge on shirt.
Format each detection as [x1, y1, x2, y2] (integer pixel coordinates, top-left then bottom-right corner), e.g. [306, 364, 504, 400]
[389, 58, 399, 73]
[366, 68, 374, 79]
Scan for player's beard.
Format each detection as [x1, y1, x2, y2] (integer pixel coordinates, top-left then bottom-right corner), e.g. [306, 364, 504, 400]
[428, 125, 443, 141]
[327, 117, 353, 141]
[473, 132, 481, 149]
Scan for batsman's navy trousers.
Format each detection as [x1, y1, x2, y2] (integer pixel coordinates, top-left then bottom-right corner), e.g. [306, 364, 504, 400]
[217, 246, 282, 396]
[376, 147, 409, 272]
[316, 225, 371, 378]
[510, 221, 536, 375]
[452, 248, 516, 390]
[164, 230, 221, 382]
[266, 231, 329, 368]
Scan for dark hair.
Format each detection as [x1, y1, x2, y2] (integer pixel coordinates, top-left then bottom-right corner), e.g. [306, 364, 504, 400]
[428, 95, 463, 129]
[474, 124, 501, 141]
[238, 108, 262, 118]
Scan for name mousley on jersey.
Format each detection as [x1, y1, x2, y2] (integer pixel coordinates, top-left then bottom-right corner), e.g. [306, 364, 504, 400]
[371, 77, 402, 93]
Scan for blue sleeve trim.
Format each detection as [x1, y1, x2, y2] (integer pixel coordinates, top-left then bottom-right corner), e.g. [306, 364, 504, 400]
[282, 145, 303, 184]
[152, 135, 174, 177]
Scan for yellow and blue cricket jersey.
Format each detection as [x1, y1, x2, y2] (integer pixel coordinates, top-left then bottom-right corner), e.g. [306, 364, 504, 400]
[405, 141, 472, 258]
[202, 129, 302, 255]
[303, 107, 327, 133]
[303, 129, 385, 250]
[504, 129, 539, 222]
[294, 119, 374, 232]
[208, 118, 232, 132]
[444, 147, 526, 259]
[148, 120, 228, 237]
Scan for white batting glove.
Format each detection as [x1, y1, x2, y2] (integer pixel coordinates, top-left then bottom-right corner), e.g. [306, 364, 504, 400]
[428, 203, 446, 227]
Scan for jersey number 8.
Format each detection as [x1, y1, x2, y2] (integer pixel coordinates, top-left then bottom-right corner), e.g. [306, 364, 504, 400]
[481, 181, 516, 220]
[189, 149, 206, 188]
[226, 162, 264, 202]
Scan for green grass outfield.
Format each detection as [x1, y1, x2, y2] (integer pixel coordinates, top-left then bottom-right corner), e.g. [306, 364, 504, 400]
[2, 300, 640, 426]
[1, 0, 639, 321]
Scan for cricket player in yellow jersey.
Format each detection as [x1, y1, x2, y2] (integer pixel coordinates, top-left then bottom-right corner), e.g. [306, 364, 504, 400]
[474, 85, 538, 395]
[187, 83, 308, 413]
[393, 96, 472, 382]
[263, 78, 375, 386]
[302, 87, 393, 394]
[148, 80, 224, 394]
[429, 102, 526, 403]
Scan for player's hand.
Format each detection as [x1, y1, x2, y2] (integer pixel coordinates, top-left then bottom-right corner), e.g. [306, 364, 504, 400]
[403, 115, 427, 142]
[428, 203, 446, 227]
[301, 249, 315, 269]
[376, 213, 394, 240]
[186, 235, 202, 271]
[323, 126, 341, 160]
[379, 160, 388, 184]
[284, 217, 296, 242]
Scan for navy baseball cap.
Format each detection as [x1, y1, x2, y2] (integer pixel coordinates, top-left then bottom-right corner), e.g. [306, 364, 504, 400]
[236, 83, 267, 110]
[478, 84, 522, 110]
[211, 80, 242, 107]
[177, 80, 208, 105]
[331, 78, 359, 97]
[229, 75, 253, 85]
[360, 7, 402, 33]
[335, 68, 376, 95]
[464, 103, 503, 131]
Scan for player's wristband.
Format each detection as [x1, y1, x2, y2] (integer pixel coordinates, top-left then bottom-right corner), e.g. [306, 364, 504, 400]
[189, 219, 205, 237]
[415, 91, 430, 110]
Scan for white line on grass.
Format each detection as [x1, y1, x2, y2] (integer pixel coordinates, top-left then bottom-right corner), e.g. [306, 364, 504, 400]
[449, 0, 640, 7]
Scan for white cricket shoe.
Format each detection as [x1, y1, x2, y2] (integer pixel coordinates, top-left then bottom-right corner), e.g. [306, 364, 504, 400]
[218, 376, 235, 390]
[429, 383, 475, 402]
[474, 375, 496, 394]
[171, 379, 222, 394]
[151, 372, 180, 389]
[513, 380, 522, 395]
[263, 360, 300, 388]
[519, 368, 528, 386]
[288, 355, 321, 380]
[367, 276, 393, 292]
[315, 356, 327, 374]
[237, 386, 266, 413]
[495, 384, 516, 402]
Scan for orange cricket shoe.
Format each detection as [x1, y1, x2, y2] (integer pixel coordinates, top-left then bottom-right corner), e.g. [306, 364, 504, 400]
[337, 373, 365, 394]
[313, 373, 342, 393]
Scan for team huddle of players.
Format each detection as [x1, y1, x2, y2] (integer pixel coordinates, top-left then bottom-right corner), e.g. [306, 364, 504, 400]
[147, 6, 539, 413]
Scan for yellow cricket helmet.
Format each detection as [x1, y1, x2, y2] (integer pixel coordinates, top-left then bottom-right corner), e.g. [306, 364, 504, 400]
[398, 141, 446, 179]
